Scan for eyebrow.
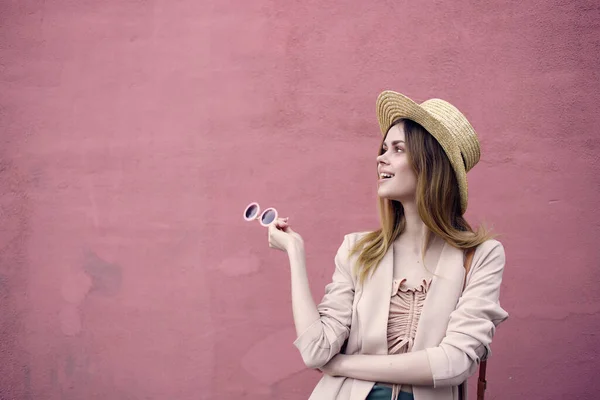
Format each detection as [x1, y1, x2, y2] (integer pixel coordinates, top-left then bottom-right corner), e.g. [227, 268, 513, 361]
[382, 140, 405, 147]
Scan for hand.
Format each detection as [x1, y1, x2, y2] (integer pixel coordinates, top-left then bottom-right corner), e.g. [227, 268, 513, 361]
[319, 354, 345, 377]
[267, 217, 304, 253]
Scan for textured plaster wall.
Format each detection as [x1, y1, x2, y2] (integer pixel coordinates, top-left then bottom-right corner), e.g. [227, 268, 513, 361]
[1, 0, 599, 399]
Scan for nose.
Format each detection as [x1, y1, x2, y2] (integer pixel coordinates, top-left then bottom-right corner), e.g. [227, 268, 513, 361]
[377, 152, 389, 165]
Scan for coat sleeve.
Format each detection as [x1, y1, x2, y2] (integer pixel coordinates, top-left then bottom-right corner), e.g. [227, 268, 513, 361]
[293, 234, 357, 369]
[425, 240, 509, 387]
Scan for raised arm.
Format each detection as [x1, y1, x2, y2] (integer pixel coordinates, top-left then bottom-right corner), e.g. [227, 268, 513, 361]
[268, 220, 356, 369]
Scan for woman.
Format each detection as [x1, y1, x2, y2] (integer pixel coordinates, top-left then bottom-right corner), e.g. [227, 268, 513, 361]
[268, 90, 509, 400]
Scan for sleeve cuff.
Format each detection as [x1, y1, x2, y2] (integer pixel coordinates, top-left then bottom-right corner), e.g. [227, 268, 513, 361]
[425, 347, 450, 388]
[425, 346, 477, 388]
[293, 319, 323, 353]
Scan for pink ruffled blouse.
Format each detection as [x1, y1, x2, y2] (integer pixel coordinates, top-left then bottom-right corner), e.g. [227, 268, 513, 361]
[385, 277, 432, 400]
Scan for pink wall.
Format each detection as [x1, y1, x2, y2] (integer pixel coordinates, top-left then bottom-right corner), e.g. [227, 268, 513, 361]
[1, 1, 599, 399]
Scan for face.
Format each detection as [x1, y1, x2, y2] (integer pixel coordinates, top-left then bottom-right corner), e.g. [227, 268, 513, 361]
[376, 121, 418, 203]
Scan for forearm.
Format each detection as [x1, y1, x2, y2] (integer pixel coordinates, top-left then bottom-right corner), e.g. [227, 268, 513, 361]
[287, 243, 320, 337]
[334, 351, 434, 386]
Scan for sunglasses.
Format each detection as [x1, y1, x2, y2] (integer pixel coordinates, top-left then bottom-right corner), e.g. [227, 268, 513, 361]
[243, 202, 279, 227]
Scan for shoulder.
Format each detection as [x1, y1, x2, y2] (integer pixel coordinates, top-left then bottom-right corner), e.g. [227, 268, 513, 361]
[341, 231, 374, 249]
[472, 238, 507, 272]
[474, 238, 505, 257]
[333, 231, 373, 264]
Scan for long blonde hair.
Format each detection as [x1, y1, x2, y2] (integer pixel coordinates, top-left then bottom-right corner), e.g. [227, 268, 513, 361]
[350, 119, 497, 284]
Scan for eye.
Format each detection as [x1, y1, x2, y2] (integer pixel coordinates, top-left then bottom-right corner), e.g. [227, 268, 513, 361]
[380, 146, 403, 154]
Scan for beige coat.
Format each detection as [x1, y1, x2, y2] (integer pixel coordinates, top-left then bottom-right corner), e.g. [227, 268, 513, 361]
[293, 232, 509, 400]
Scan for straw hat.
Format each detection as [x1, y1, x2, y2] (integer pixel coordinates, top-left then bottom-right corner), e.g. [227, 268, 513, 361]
[376, 90, 481, 215]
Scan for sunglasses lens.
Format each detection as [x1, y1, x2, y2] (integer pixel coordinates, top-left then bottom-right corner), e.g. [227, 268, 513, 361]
[261, 209, 277, 225]
[245, 204, 258, 219]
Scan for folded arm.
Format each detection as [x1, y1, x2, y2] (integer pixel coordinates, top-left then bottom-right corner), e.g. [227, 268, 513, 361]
[323, 351, 434, 385]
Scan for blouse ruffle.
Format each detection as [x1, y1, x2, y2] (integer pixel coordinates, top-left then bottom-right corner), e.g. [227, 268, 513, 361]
[386, 277, 432, 400]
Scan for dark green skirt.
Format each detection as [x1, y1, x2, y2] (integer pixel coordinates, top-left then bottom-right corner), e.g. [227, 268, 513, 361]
[366, 384, 415, 400]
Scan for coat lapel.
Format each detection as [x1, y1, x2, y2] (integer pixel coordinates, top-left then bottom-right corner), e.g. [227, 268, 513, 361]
[358, 243, 394, 355]
[412, 242, 465, 351]
[349, 243, 395, 400]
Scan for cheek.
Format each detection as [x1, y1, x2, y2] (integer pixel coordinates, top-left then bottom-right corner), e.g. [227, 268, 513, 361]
[395, 159, 414, 176]
[395, 161, 418, 187]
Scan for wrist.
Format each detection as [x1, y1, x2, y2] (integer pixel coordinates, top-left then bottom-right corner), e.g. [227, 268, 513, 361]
[287, 241, 305, 257]
[333, 354, 347, 376]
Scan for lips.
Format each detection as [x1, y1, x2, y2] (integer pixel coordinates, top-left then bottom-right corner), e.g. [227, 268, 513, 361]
[379, 171, 395, 180]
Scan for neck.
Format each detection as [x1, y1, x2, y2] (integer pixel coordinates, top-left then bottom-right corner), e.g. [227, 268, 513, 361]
[397, 201, 441, 253]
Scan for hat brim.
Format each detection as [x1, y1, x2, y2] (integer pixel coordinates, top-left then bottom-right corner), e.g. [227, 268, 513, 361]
[376, 90, 468, 214]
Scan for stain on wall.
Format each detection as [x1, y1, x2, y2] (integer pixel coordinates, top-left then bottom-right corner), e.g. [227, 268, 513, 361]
[83, 251, 122, 297]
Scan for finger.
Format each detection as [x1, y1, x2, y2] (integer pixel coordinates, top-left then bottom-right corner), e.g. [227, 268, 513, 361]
[269, 223, 284, 235]
[275, 220, 289, 229]
[278, 224, 290, 232]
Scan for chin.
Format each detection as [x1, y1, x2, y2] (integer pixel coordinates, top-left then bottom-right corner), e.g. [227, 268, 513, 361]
[377, 188, 404, 202]
[377, 190, 394, 200]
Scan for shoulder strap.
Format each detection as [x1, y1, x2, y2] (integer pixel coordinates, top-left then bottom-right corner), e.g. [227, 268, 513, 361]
[463, 247, 487, 400]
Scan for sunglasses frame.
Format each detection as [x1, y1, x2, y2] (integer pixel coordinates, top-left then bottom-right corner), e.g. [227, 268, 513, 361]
[243, 202, 279, 227]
